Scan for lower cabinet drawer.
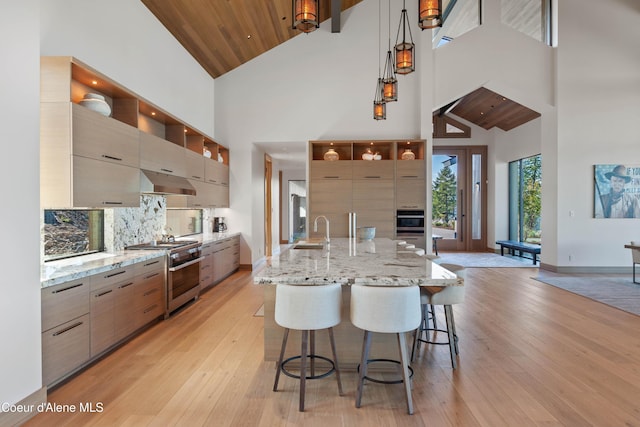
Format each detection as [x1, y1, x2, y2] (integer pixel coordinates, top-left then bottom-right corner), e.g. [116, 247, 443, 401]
[42, 314, 90, 386]
[136, 302, 164, 327]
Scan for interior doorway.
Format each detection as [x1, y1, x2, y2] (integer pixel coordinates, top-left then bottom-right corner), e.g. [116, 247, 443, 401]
[432, 146, 487, 252]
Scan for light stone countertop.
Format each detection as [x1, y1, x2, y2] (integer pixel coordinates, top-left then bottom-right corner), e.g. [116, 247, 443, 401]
[41, 231, 241, 288]
[254, 238, 463, 287]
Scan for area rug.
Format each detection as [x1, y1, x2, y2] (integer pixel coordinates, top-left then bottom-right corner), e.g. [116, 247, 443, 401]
[533, 275, 640, 316]
[435, 252, 537, 268]
[254, 304, 264, 317]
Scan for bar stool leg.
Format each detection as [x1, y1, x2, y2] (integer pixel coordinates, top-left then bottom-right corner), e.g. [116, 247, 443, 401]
[444, 306, 457, 369]
[328, 327, 344, 395]
[397, 332, 414, 415]
[411, 304, 426, 361]
[356, 330, 372, 408]
[310, 330, 316, 377]
[273, 328, 290, 391]
[299, 330, 308, 412]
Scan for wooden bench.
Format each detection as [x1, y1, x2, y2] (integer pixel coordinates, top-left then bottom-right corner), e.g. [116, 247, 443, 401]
[496, 240, 541, 265]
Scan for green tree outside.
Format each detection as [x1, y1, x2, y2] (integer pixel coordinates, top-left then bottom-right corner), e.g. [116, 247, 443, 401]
[433, 166, 457, 227]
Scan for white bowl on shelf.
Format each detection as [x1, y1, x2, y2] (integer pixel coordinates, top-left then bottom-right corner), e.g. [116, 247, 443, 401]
[79, 93, 111, 117]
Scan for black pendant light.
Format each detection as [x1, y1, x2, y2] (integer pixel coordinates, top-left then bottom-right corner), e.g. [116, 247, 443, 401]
[394, 0, 415, 75]
[382, 0, 398, 102]
[292, 0, 320, 33]
[418, 0, 442, 30]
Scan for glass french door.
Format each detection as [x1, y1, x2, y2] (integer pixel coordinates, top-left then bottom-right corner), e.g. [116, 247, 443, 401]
[432, 146, 487, 252]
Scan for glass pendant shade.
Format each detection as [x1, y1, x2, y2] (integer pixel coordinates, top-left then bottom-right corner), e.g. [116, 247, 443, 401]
[419, 0, 442, 30]
[382, 50, 398, 102]
[394, 3, 415, 75]
[373, 78, 386, 120]
[395, 42, 414, 74]
[293, 0, 320, 33]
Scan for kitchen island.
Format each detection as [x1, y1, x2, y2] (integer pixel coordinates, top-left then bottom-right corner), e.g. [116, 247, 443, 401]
[255, 238, 463, 369]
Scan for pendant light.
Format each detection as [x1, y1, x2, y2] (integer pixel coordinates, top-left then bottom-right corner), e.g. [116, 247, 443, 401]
[373, 78, 386, 120]
[292, 0, 319, 33]
[382, 0, 398, 102]
[373, 0, 386, 120]
[418, 0, 442, 30]
[394, 0, 415, 75]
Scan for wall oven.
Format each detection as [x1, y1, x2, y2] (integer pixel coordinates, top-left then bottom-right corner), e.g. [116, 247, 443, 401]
[126, 240, 203, 315]
[396, 210, 426, 250]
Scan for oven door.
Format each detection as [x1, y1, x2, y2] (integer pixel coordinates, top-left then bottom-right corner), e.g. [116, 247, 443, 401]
[396, 210, 425, 229]
[167, 257, 203, 313]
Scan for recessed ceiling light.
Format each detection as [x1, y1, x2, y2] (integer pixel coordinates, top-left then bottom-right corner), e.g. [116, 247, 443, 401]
[92, 80, 98, 85]
[247, 34, 251, 39]
[151, 112, 156, 116]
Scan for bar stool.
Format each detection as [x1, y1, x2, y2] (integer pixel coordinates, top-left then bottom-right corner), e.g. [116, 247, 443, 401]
[411, 264, 465, 369]
[273, 283, 344, 411]
[350, 285, 422, 415]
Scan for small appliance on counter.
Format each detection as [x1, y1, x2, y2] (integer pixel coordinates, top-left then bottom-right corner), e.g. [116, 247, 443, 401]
[213, 217, 227, 232]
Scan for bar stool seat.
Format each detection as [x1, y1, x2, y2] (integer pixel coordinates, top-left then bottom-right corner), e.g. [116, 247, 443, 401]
[273, 283, 343, 411]
[412, 264, 465, 369]
[350, 285, 421, 415]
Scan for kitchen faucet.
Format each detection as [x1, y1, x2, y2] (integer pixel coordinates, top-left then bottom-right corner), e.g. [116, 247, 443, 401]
[314, 215, 330, 246]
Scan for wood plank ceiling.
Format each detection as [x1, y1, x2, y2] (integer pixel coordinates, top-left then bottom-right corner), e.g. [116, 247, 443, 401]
[141, 0, 362, 79]
[449, 87, 541, 131]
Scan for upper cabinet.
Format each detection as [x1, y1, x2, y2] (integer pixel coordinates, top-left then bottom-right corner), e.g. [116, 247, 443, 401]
[40, 56, 229, 209]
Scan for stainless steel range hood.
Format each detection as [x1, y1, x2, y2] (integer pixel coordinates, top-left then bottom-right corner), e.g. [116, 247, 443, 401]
[140, 169, 196, 196]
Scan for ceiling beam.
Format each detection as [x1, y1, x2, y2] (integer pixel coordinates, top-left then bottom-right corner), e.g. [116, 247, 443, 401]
[332, 0, 341, 32]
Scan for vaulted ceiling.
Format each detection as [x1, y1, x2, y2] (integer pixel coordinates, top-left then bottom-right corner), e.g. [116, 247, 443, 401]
[141, 0, 362, 79]
[141, 0, 541, 134]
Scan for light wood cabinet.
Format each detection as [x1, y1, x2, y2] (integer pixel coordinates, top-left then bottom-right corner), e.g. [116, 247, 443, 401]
[139, 132, 187, 177]
[72, 103, 139, 167]
[209, 236, 241, 285]
[41, 257, 165, 386]
[41, 278, 91, 386]
[41, 314, 90, 387]
[396, 155, 426, 209]
[200, 243, 215, 290]
[40, 56, 230, 208]
[309, 140, 426, 239]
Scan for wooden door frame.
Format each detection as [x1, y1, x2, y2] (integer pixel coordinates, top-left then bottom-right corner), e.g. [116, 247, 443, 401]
[432, 145, 488, 252]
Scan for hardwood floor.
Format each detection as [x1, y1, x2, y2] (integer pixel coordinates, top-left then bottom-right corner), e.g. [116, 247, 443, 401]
[25, 267, 640, 426]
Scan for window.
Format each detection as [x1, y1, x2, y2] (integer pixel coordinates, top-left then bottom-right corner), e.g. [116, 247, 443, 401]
[508, 155, 541, 244]
[44, 210, 104, 261]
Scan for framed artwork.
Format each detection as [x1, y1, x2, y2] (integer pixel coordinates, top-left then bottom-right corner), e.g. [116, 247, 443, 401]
[594, 164, 640, 218]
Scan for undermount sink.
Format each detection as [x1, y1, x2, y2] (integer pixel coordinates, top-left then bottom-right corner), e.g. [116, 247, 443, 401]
[292, 241, 325, 249]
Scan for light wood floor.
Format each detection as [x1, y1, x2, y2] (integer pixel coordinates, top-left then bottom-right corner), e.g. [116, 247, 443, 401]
[25, 266, 640, 426]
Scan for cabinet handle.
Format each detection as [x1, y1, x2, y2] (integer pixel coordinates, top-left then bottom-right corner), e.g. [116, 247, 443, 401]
[364, 175, 381, 179]
[102, 201, 123, 205]
[401, 175, 418, 178]
[143, 288, 159, 297]
[208, 179, 217, 183]
[192, 175, 202, 179]
[143, 304, 158, 314]
[161, 168, 174, 173]
[323, 176, 340, 179]
[105, 270, 126, 279]
[118, 282, 134, 289]
[144, 272, 160, 279]
[52, 321, 84, 337]
[95, 289, 113, 297]
[102, 154, 123, 162]
[144, 260, 160, 267]
[51, 282, 84, 294]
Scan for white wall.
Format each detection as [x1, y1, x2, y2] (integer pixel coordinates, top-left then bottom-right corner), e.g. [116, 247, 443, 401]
[0, 0, 43, 407]
[216, 0, 425, 265]
[554, 0, 640, 269]
[39, 0, 215, 137]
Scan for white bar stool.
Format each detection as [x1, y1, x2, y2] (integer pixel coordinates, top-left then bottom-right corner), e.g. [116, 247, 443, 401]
[411, 264, 465, 369]
[350, 285, 422, 415]
[273, 283, 344, 411]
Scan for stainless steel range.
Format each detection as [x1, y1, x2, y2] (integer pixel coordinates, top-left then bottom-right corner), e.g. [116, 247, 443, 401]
[126, 240, 203, 315]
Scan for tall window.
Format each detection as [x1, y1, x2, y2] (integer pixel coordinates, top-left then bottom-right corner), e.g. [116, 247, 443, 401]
[44, 210, 104, 261]
[508, 155, 541, 244]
